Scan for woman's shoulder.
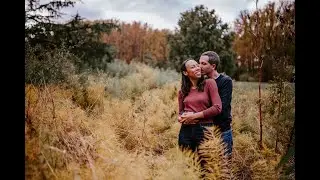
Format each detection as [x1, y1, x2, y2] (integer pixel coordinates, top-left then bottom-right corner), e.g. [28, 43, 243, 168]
[203, 78, 217, 90]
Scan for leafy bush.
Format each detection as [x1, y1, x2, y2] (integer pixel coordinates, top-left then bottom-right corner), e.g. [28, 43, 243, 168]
[25, 43, 77, 85]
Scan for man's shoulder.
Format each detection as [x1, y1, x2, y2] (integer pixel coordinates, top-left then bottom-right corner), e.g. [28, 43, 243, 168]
[218, 74, 233, 83]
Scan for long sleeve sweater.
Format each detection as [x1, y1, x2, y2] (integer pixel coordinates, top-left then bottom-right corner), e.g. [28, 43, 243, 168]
[178, 79, 222, 124]
[213, 74, 233, 131]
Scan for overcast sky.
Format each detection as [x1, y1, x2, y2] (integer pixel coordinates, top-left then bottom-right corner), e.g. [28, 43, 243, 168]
[43, 0, 284, 30]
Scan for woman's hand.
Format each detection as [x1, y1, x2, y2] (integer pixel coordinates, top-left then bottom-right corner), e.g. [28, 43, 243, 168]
[178, 115, 183, 123]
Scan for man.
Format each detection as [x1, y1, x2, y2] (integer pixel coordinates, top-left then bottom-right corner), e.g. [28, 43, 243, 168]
[199, 51, 233, 158]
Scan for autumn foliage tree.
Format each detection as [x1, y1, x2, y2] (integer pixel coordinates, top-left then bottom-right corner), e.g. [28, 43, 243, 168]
[233, 0, 295, 151]
[233, 2, 295, 178]
[102, 21, 170, 68]
[264, 2, 294, 178]
[233, 0, 295, 82]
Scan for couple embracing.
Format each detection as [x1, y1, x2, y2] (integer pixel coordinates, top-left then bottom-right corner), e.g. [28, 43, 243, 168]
[177, 51, 233, 161]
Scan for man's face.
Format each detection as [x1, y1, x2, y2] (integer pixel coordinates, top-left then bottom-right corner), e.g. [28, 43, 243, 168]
[199, 55, 214, 75]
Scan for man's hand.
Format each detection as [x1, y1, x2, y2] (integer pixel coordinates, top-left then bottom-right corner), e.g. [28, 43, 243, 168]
[178, 112, 192, 123]
[180, 112, 199, 124]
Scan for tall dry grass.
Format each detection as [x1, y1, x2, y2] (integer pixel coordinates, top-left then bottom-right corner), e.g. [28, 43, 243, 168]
[26, 61, 292, 179]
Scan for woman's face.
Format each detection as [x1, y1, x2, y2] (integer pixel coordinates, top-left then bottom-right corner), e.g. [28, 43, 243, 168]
[183, 60, 201, 79]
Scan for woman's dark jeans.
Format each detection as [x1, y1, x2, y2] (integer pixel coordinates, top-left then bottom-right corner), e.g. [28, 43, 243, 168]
[178, 124, 206, 152]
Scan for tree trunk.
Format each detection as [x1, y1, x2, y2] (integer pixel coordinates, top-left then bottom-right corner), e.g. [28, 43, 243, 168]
[275, 131, 279, 153]
[253, 0, 264, 150]
[287, 123, 295, 151]
[275, 81, 282, 153]
[258, 60, 263, 149]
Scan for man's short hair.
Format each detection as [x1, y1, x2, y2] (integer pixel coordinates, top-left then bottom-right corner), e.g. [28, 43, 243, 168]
[201, 51, 220, 70]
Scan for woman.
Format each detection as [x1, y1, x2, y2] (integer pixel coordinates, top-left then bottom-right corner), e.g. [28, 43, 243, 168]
[178, 58, 222, 152]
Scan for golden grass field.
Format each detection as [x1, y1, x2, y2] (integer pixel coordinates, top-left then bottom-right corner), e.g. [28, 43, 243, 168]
[25, 61, 294, 180]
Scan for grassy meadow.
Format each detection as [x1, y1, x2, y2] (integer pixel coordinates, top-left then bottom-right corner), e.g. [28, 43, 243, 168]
[25, 60, 294, 180]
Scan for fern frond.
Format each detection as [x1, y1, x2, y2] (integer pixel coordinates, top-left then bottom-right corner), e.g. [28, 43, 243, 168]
[198, 126, 232, 180]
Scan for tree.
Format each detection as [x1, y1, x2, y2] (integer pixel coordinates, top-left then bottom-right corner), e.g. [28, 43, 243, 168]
[233, 1, 295, 82]
[233, 0, 295, 149]
[25, 0, 118, 76]
[263, 2, 295, 178]
[168, 5, 236, 76]
[102, 21, 170, 68]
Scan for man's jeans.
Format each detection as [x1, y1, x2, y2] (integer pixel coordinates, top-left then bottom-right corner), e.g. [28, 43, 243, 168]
[221, 129, 233, 157]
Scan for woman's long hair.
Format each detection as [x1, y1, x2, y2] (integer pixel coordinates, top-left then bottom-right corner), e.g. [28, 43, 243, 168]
[180, 59, 205, 98]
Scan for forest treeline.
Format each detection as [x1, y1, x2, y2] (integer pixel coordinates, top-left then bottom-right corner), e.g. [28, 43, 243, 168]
[25, 0, 294, 84]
